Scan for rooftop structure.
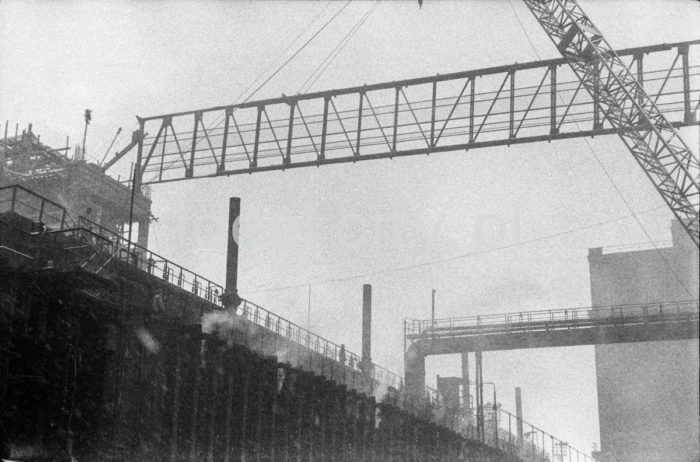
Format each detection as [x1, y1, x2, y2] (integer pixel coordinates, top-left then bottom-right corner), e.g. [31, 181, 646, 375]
[0, 124, 151, 247]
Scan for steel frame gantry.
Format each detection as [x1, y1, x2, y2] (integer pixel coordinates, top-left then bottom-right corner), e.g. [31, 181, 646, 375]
[127, 39, 698, 192]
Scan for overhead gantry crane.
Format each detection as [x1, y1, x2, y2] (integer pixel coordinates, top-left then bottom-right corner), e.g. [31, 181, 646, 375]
[104, 0, 700, 246]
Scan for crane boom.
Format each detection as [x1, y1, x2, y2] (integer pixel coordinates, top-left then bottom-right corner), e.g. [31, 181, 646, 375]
[101, 130, 147, 172]
[520, 0, 699, 246]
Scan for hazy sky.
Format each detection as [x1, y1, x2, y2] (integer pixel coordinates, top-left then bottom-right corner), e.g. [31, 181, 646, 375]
[2, 0, 699, 452]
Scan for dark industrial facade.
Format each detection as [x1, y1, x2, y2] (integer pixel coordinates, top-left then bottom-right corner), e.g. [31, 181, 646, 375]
[0, 183, 516, 461]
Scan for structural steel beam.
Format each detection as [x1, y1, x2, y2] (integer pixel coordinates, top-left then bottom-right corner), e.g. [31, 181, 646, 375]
[404, 300, 699, 355]
[128, 40, 699, 187]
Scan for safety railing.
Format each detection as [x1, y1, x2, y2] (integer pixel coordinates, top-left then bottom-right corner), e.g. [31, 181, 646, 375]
[76, 217, 407, 395]
[453, 408, 595, 462]
[490, 407, 595, 462]
[0, 184, 66, 230]
[237, 297, 405, 393]
[77, 217, 225, 301]
[405, 300, 699, 339]
[1, 186, 595, 460]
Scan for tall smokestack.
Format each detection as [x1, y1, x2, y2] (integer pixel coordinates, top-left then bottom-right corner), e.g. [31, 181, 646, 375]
[461, 353, 470, 411]
[223, 197, 241, 308]
[362, 284, 372, 364]
[515, 387, 524, 443]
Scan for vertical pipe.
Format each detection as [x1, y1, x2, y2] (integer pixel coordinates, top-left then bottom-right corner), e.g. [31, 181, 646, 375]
[493, 387, 498, 447]
[430, 81, 437, 146]
[252, 107, 262, 168]
[431, 289, 436, 333]
[188, 113, 200, 178]
[362, 284, 372, 365]
[0, 120, 7, 185]
[285, 103, 296, 165]
[593, 61, 602, 129]
[509, 70, 515, 139]
[469, 78, 475, 143]
[550, 65, 558, 135]
[636, 53, 644, 108]
[516, 387, 523, 446]
[356, 93, 364, 157]
[220, 108, 231, 172]
[320, 98, 329, 159]
[680, 44, 692, 123]
[461, 353, 469, 414]
[392, 87, 399, 151]
[509, 412, 512, 454]
[224, 197, 241, 309]
[475, 351, 483, 443]
[159, 122, 168, 183]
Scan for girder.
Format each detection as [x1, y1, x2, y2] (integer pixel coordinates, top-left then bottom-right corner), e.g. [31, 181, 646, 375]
[521, 0, 700, 246]
[404, 300, 700, 354]
[129, 40, 699, 194]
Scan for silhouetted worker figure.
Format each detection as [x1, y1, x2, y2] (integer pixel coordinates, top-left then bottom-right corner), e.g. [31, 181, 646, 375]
[152, 289, 165, 313]
[418, 0, 423, 8]
[339, 344, 346, 366]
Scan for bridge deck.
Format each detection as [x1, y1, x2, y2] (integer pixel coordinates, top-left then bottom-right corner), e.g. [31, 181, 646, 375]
[405, 301, 699, 354]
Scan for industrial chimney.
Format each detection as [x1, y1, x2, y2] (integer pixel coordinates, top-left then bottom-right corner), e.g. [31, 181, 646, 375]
[222, 197, 241, 309]
[361, 284, 372, 372]
[516, 387, 524, 443]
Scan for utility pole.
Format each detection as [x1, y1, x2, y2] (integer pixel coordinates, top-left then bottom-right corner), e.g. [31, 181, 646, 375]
[1, 121, 7, 185]
[306, 284, 311, 345]
[82, 109, 92, 158]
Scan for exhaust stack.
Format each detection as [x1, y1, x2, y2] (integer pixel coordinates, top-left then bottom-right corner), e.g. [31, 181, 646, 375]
[223, 197, 241, 308]
[362, 284, 372, 364]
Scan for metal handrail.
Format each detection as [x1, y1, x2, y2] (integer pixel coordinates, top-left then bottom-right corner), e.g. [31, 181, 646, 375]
[405, 300, 699, 338]
[0, 184, 66, 229]
[75, 216, 406, 393]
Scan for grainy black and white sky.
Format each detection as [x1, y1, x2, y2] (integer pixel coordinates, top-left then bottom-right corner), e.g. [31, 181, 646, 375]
[2, 0, 699, 452]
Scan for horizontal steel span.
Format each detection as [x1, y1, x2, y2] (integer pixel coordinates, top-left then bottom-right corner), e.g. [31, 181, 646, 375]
[404, 300, 699, 354]
[132, 40, 700, 185]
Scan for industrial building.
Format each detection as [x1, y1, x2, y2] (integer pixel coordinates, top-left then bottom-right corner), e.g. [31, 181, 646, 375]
[588, 222, 700, 462]
[2, 0, 700, 461]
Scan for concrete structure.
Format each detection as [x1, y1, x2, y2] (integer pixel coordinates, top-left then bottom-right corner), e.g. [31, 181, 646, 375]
[1, 126, 151, 247]
[588, 221, 700, 462]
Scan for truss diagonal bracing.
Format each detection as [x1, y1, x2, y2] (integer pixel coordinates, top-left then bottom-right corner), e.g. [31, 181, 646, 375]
[521, 0, 700, 246]
[128, 40, 699, 193]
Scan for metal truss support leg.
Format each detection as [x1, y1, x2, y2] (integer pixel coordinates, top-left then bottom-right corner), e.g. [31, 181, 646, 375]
[475, 350, 484, 443]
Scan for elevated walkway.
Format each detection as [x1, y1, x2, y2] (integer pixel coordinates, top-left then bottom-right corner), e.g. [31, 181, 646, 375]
[405, 301, 699, 355]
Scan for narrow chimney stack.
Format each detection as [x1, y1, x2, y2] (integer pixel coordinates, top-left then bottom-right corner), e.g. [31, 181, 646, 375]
[516, 387, 524, 443]
[223, 197, 241, 308]
[362, 284, 372, 364]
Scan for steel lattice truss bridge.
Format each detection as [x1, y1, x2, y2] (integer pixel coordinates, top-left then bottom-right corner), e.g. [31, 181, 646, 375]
[128, 40, 698, 187]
